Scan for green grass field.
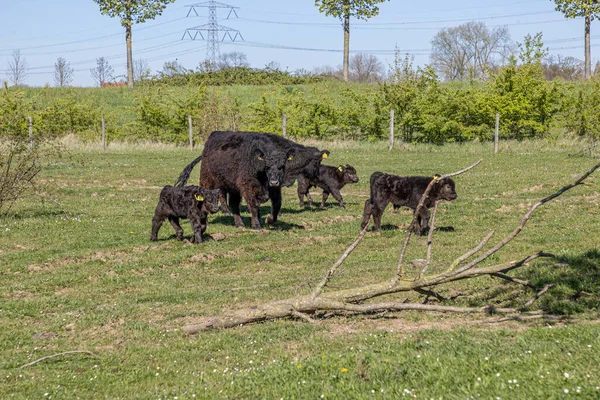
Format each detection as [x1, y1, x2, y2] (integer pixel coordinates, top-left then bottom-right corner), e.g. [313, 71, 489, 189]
[1, 139, 599, 399]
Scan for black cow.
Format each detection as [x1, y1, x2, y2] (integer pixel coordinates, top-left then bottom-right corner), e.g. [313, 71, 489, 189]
[257, 132, 329, 224]
[150, 185, 220, 243]
[361, 172, 458, 235]
[213, 132, 329, 226]
[297, 164, 359, 208]
[177, 131, 291, 230]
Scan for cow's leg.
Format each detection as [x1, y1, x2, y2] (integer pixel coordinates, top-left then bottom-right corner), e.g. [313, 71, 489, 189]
[305, 188, 314, 207]
[320, 190, 330, 209]
[265, 187, 282, 226]
[297, 178, 309, 208]
[219, 190, 231, 215]
[414, 207, 430, 236]
[228, 192, 245, 228]
[371, 206, 384, 232]
[330, 188, 344, 208]
[360, 200, 371, 230]
[243, 193, 262, 230]
[188, 208, 203, 244]
[168, 217, 184, 240]
[150, 212, 165, 241]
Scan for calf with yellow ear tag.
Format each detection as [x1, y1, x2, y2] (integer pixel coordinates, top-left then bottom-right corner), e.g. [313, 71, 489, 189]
[297, 163, 359, 209]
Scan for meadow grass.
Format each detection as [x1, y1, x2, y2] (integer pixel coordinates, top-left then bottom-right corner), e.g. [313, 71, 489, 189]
[1, 139, 599, 399]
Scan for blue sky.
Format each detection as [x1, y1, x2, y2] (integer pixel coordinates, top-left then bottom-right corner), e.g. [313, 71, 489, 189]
[0, 0, 595, 87]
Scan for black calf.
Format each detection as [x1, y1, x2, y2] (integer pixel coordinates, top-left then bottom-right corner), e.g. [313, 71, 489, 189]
[151, 186, 220, 243]
[297, 164, 359, 208]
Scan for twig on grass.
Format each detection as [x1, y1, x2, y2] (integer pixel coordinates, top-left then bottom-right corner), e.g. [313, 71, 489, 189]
[19, 350, 98, 369]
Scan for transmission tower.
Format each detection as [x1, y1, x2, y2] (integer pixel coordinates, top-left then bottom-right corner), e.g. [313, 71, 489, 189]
[182, 1, 244, 67]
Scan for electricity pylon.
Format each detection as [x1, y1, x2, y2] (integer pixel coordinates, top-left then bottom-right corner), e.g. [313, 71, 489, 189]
[182, 1, 244, 67]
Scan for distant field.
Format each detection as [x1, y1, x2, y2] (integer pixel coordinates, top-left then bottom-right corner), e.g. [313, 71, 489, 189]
[1, 139, 599, 398]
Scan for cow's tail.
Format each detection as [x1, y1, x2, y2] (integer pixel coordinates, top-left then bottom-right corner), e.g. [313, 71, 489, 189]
[174, 154, 203, 187]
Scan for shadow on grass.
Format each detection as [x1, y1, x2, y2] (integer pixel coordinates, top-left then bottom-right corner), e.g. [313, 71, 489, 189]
[477, 249, 600, 315]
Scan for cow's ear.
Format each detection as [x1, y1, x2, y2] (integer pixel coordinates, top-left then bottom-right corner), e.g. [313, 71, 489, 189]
[321, 150, 330, 159]
[255, 149, 265, 161]
[286, 149, 295, 161]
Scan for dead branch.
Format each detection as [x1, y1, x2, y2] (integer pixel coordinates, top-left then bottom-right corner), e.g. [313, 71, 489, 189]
[491, 272, 537, 290]
[182, 160, 600, 334]
[420, 201, 438, 279]
[311, 226, 368, 299]
[521, 284, 554, 309]
[394, 159, 483, 280]
[19, 350, 98, 369]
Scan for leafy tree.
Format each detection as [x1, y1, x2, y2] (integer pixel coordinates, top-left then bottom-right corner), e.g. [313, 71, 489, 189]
[430, 21, 512, 81]
[53, 57, 74, 87]
[314, 0, 388, 82]
[92, 0, 175, 88]
[553, 0, 600, 78]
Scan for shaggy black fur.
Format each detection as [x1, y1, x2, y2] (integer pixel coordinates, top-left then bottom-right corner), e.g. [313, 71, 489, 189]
[361, 172, 458, 235]
[178, 131, 291, 230]
[297, 164, 359, 208]
[150, 185, 220, 243]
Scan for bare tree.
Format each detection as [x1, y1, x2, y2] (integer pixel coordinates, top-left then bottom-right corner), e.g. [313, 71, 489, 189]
[312, 64, 344, 79]
[159, 60, 187, 78]
[132, 58, 151, 82]
[349, 53, 384, 82]
[53, 57, 74, 87]
[430, 21, 512, 81]
[7, 49, 28, 87]
[90, 57, 115, 87]
[181, 160, 600, 333]
[217, 51, 249, 69]
[543, 55, 584, 81]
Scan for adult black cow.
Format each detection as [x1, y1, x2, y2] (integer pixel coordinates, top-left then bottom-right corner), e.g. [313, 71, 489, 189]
[257, 132, 330, 225]
[176, 131, 291, 230]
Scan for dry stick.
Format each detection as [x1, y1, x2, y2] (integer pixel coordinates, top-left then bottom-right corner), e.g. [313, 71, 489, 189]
[19, 351, 98, 369]
[292, 310, 316, 324]
[311, 226, 369, 299]
[491, 272, 537, 290]
[394, 159, 483, 280]
[446, 231, 495, 273]
[521, 284, 554, 309]
[453, 160, 600, 275]
[420, 200, 439, 279]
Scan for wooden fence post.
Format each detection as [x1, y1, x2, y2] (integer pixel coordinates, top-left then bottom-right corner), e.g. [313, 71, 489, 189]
[188, 115, 194, 151]
[388, 109, 394, 151]
[101, 116, 106, 151]
[494, 113, 499, 154]
[28, 116, 33, 149]
[282, 113, 287, 138]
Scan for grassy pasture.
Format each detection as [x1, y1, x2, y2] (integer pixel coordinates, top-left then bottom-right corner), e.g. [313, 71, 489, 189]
[1, 139, 599, 399]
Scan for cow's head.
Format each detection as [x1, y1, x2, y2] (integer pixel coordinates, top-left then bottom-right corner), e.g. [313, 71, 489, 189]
[252, 146, 288, 187]
[301, 148, 330, 180]
[197, 187, 221, 213]
[338, 164, 359, 184]
[433, 176, 458, 201]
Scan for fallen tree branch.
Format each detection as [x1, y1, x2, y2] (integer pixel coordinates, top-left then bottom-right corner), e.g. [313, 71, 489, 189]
[491, 272, 537, 290]
[19, 351, 98, 369]
[182, 160, 600, 333]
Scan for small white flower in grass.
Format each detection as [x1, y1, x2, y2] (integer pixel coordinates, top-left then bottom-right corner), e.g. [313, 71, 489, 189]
[496, 373, 500, 377]
[564, 372, 569, 378]
[417, 354, 421, 358]
[588, 345, 592, 348]
[321, 395, 325, 398]
[371, 390, 375, 393]
[477, 377, 481, 381]
[484, 357, 489, 361]
[249, 361, 253, 364]
[44, 394, 49, 397]
[564, 389, 569, 394]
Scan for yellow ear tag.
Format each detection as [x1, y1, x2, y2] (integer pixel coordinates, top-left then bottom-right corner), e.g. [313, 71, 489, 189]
[288, 156, 293, 160]
[338, 166, 343, 171]
[258, 156, 264, 161]
[322, 153, 328, 159]
[433, 174, 441, 181]
[194, 194, 204, 201]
